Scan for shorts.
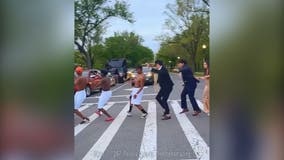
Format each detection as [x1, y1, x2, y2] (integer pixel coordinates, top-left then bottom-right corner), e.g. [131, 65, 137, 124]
[130, 87, 144, 105]
[98, 90, 112, 109]
[74, 90, 87, 109]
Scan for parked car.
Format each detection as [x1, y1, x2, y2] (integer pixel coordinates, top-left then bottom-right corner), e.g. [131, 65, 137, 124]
[130, 67, 154, 85]
[106, 59, 128, 83]
[81, 69, 102, 97]
[126, 68, 135, 80]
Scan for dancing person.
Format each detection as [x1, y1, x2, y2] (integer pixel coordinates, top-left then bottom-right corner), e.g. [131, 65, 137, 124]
[74, 66, 90, 124]
[152, 60, 174, 120]
[94, 70, 114, 122]
[177, 59, 201, 116]
[128, 66, 148, 118]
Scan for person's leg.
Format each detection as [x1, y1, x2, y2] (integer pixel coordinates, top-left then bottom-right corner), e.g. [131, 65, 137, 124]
[156, 89, 164, 109]
[135, 104, 148, 118]
[99, 108, 112, 118]
[99, 108, 114, 122]
[180, 86, 189, 113]
[127, 100, 133, 117]
[203, 85, 210, 113]
[188, 86, 201, 115]
[135, 105, 147, 114]
[161, 87, 172, 115]
[128, 95, 133, 114]
[74, 109, 89, 124]
[97, 91, 114, 120]
[74, 91, 89, 123]
[74, 109, 85, 119]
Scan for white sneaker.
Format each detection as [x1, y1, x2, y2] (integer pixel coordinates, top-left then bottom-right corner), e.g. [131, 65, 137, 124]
[140, 113, 148, 119]
[127, 112, 132, 117]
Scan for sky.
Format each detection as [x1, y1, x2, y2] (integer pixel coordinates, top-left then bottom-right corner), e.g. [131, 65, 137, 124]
[103, 0, 176, 54]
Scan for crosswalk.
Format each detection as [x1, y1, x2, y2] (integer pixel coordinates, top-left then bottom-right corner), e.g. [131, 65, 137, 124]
[74, 100, 209, 160]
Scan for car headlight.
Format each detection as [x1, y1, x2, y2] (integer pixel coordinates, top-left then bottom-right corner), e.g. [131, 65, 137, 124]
[119, 73, 123, 77]
[146, 73, 152, 77]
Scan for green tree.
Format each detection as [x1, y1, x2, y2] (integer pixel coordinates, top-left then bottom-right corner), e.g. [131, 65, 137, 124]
[159, 0, 209, 72]
[75, 0, 134, 69]
[104, 32, 154, 67]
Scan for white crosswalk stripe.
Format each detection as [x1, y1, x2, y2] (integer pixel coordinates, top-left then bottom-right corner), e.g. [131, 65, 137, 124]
[82, 103, 129, 160]
[74, 102, 115, 136]
[75, 100, 209, 160]
[138, 101, 157, 160]
[171, 100, 210, 160]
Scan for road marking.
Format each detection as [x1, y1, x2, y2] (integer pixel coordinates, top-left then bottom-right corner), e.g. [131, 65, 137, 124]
[138, 101, 157, 160]
[111, 83, 128, 92]
[124, 86, 148, 91]
[88, 93, 157, 99]
[171, 101, 209, 160]
[74, 102, 115, 136]
[82, 99, 203, 105]
[78, 104, 93, 112]
[82, 103, 129, 160]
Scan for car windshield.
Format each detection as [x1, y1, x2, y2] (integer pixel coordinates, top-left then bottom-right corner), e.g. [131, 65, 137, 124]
[143, 67, 151, 73]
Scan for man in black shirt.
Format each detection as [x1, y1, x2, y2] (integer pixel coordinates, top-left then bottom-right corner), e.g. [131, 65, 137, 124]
[177, 59, 201, 116]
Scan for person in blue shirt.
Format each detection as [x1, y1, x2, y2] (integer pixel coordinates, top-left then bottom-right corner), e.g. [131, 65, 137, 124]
[177, 59, 201, 116]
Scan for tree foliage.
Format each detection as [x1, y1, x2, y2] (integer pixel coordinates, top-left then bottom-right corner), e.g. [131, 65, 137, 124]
[74, 31, 154, 69]
[104, 32, 154, 67]
[75, 0, 134, 68]
[158, 0, 209, 72]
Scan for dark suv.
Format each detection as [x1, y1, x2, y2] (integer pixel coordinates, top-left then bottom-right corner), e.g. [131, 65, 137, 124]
[106, 59, 127, 83]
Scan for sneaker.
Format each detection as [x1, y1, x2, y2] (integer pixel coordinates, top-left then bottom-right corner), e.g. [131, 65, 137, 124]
[127, 112, 132, 117]
[80, 118, 89, 124]
[95, 110, 102, 116]
[105, 117, 114, 122]
[140, 113, 148, 119]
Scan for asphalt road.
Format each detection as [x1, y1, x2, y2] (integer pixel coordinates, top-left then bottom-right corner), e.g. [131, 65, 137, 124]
[74, 73, 209, 160]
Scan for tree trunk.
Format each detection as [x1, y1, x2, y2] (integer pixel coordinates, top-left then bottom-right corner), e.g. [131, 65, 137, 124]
[192, 59, 196, 73]
[86, 53, 92, 69]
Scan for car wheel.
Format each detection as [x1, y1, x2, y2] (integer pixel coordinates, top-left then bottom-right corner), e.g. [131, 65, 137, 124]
[85, 86, 91, 97]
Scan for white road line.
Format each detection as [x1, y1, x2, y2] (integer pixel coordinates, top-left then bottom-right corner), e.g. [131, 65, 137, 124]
[74, 102, 115, 136]
[78, 104, 93, 112]
[81, 99, 204, 105]
[138, 101, 157, 160]
[88, 94, 157, 99]
[111, 83, 128, 92]
[171, 101, 209, 160]
[81, 103, 95, 106]
[82, 103, 129, 160]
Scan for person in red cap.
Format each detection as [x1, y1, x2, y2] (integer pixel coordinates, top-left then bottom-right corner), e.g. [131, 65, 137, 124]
[74, 66, 90, 124]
